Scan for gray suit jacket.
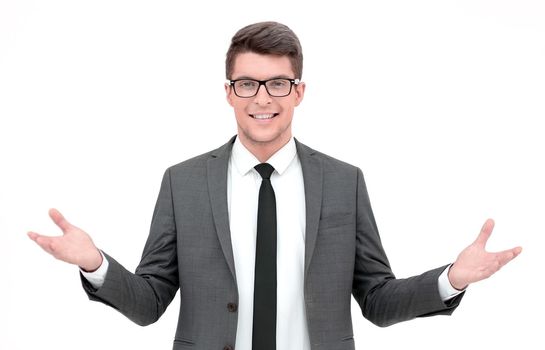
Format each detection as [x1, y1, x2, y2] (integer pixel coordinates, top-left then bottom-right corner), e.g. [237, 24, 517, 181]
[82, 136, 463, 350]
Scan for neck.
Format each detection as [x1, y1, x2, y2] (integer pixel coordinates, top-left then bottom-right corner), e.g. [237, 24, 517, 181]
[238, 134, 291, 163]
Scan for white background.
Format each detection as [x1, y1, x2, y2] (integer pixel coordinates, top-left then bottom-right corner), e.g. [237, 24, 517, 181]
[1, 1, 544, 349]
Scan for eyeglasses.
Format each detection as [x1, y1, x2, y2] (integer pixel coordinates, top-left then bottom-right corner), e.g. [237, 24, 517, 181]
[227, 78, 300, 98]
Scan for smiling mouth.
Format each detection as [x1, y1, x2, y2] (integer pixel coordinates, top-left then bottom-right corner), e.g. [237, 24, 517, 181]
[250, 113, 279, 120]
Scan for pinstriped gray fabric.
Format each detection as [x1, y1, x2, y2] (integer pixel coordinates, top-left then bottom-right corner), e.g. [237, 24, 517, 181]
[81, 136, 463, 350]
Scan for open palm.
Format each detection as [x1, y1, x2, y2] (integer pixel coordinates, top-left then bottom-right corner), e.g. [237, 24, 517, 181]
[28, 208, 102, 272]
[448, 219, 522, 290]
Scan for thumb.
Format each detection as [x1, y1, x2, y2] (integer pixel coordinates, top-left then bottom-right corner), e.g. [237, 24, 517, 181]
[474, 218, 495, 248]
[48, 208, 73, 234]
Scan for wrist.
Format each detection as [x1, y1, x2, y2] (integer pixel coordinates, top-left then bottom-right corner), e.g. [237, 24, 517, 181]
[447, 265, 468, 291]
[80, 249, 103, 272]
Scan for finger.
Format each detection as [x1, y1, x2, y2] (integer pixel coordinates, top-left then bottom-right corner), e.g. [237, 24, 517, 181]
[496, 246, 523, 267]
[28, 232, 56, 255]
[27, 231, 40, 241]
[48, 208, 73, 233]
[474, 218, 495, 248]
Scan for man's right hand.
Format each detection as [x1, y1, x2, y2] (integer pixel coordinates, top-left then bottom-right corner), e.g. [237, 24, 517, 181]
[28, 208, 103, 272]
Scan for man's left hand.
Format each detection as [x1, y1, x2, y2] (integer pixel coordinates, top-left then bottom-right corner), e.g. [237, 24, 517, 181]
[448, 219, 522, 290]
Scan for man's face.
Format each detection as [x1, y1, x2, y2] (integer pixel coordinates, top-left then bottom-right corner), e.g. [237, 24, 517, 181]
[226, 52, 305, 150]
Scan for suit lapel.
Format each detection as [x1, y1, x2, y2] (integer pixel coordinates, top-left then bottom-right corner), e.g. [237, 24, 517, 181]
[207, 137, 323, 281]
[207, 136, 237, 281]
[295, 139, 323, 275]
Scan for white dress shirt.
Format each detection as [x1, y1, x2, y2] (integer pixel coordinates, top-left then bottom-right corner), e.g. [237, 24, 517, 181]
[81, 136, 462, 349]
[228, 137, 309, 350]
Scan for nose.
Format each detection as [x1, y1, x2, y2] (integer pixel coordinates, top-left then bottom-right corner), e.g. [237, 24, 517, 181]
[253, 84, 272, 105]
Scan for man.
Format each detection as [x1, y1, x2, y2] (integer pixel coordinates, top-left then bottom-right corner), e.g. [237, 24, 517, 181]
[28, 22, 522, 350]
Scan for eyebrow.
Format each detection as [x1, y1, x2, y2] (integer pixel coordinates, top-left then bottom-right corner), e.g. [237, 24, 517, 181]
[231, 75, 294, 80]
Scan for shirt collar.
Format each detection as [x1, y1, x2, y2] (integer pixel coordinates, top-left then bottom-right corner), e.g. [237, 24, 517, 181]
[231, 136, 297, 176]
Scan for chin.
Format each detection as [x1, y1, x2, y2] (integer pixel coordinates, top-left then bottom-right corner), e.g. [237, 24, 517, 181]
[244, 131, 284, 145]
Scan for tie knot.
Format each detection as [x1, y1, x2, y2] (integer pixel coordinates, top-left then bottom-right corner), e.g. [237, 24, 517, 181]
[254, 163, 275, 180]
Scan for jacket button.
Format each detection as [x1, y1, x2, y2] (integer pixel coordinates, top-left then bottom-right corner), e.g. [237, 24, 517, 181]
[223, 346, 234, 350]
[227, 302, 238, 312]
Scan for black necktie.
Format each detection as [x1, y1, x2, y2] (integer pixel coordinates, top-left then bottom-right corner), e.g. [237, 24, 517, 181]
[252, 163, 277, 350]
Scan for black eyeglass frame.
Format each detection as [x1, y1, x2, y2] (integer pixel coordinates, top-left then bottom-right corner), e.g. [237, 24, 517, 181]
[226, 78, 301, 98]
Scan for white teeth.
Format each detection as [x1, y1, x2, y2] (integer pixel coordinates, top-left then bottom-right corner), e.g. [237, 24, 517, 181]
[252, 113, 275, 119]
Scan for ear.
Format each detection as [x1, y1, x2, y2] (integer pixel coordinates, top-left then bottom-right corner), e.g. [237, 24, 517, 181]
[294, 82, 306, 107]
[225, 83, 235, 107]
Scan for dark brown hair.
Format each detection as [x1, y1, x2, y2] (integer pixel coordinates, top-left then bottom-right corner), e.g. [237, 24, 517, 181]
[225, 21, 303, 79]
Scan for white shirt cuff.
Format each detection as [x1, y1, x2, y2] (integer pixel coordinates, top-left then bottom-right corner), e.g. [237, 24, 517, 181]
[80, 251, 109, 289]
[438, 264, 465, 301]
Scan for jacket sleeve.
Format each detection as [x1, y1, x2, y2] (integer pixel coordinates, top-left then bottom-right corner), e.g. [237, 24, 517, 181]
[351, 168, 463, 327]
[81, 168, 179, 326]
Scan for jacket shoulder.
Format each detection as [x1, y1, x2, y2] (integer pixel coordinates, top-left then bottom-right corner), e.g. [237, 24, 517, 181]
[296, 139, 360, 174]
[168, 149, 214, 172]
[166, 136, 235, 175]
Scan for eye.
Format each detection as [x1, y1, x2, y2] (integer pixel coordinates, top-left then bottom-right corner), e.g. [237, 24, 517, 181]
[236, 80, 257, 89]
[268, 79, 288, 88]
